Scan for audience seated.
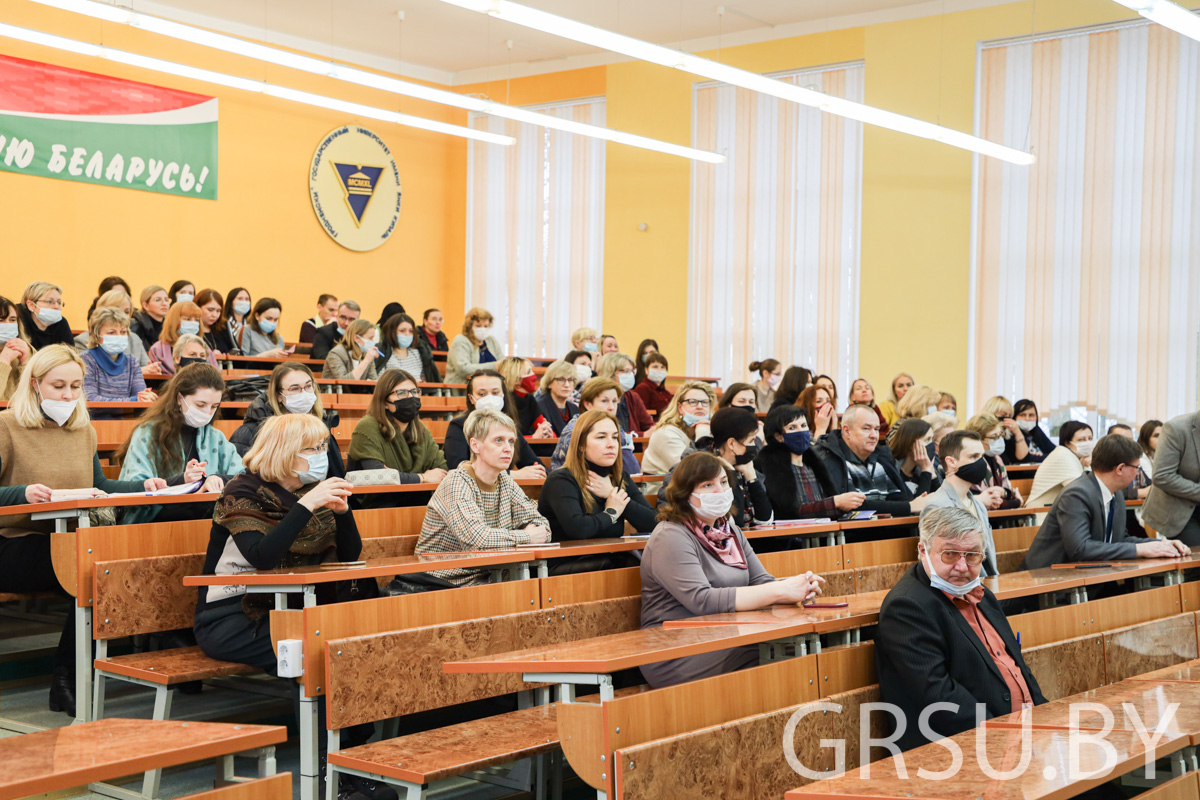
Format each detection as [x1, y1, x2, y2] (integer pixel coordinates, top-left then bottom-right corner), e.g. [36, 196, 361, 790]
[875, 507, 1045, 752]
[963, 413, 1022, 509]
[168, 280, 196, 305]
[666, 407, 773, 529]
[757, 406, 863, 521]
[570, 327, 600, 354]
[150, 301, 220, 374]
[1024, 420, 1093, 508]
[769, 365, 811, 410]
[1006, 399, 1054, 464]
[375, 312, 439, 384]
[84, 276, 131, 321]
[749, 359, 781, 412]
[416, 408, 550, 587]
[599, 333, 619, 354]
[1107, 424, 1150, 501]
[631, 351, 672, 414]
[639, 452, 825, 688]
[18, 281, 74, 350]
[1144, 410, 1200, 546]
[80, 308, 155, 403]
[116, 364, 242, 523]
[0, 345, 163, 717]
[717, 382, 764, 446]
[877, 372, 914, 426]
[1023, 434, 1186, 569]
[632, 338, 659, 386]
[446, 307, 502, 384]
[223, 287, 252, 350]
[347, 369, 447, 484]
[979, 395, 1029, 463]
[496, 356, 551, 437]
[131, 285, 169, 351]
[848, 378, 889, 440]
[0, 296, 33, 401]
[894, 383, 942, 421]
[321, 318, 379, 381]
[443, 370, 545, 479]
[533, 360, 580, 437]
[419, 308, 449, 352]
[173, 334, 213, 374]
[796, 384, 837, 440]
[641, 381, 716, 481]
[923, 410, 956, 483]
[812, 404, 930, 516]
[238, 298, 290, 358]
[196, 289, 235, 358]
[937, 392, 957, 416]
[299, 293, 337, 344]
[814, 374, 839, 412]
[595, 352, 654, 435]
[310, 300, 361, 361]
[890, 418, 940, 496]
[538, 409, 654, 573]
[550, 378, 639, 475]
[920, 431, 998, 575]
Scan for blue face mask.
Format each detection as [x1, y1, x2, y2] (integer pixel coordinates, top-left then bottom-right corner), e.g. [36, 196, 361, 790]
[583, 341, 598, 352]
[296, 450, 328, 484]
[35, 307, 63, 326]
[0, 322, 18, 343]
[396, 333, 413, 348]
[233, 300, 251, 316]
[100, 335, 128, 356]
[782, 430, 812, 456]
[682, 412, 707, 427]
[923, 550, 983, 596]
[179, 320, 200, 336]
[258, 319, 277, 334]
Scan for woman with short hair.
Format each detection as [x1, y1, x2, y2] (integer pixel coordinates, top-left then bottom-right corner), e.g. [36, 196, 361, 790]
[131, 285, 170, 351]
[168, 280, 196, 305]
[631, 351, 673, 415]
[80, 308, 156, 403]
[74, 289, 155, 374]
[534, 360, 581, 437]
[420, 308, 448, 352]
[596, 352, 654, 435]
[1005, 399, 1055, 465]
[1023, 421, 1094, 508]
[963, 412, 1022, 509]
[446, 307, 502, 384]
[18, 281, 74, 350]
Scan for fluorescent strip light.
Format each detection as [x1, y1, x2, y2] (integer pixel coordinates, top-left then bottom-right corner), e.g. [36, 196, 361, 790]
[436, 0, 1037, 165]
[1111, 0, 1200, 42]
[25, 0, 725, 163]
[0, 21, 512, 145]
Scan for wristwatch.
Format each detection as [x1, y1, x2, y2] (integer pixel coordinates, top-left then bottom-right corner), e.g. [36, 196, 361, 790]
[603, 507, 619, 523]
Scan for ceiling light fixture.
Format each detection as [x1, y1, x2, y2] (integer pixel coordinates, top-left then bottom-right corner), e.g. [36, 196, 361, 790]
[1110, 0, 1200, 42]
[0, 21, 513, 145]
[434, 0, 1037, 165]
[24, 0, 725, 163]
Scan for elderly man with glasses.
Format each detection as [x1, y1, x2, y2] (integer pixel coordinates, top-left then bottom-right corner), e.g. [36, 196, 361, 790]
[875, 506, 1047, 752]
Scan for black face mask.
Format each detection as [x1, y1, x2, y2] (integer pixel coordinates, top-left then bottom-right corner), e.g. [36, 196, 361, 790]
[178, 357, 205, 369]
[954, 456, 991, 485]
[734, 442, 759, 465]
[389, 396, 421, 423]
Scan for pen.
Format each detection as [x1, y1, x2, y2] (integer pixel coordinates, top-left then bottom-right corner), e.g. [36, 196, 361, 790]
[1073, 564, 1112, 569]
[1016, 631, 1021, 646]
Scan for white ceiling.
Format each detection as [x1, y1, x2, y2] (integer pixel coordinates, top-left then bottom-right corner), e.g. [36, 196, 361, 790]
[133, 0, 1017, 86]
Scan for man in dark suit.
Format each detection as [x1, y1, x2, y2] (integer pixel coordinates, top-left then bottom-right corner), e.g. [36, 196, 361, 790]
[1022, 434, 1187, 570]
[310, 300, 361, 361]
[875, 506, 1047, 751]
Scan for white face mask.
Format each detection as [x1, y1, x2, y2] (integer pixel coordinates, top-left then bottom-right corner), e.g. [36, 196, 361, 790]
[282, 391, 317, 415]
[176, 293, 194, 304]
[988, 437, 1006, 455]
[0, 322, 17, 343]
[691, 488, 734, 520]
[575, 364, 592, 383]
[647, 368, 668, 385]
[474, 394, 505, 412]
[36, 383, 76, 426]
[1073, 439, 1095, 457]
[35, 307, 63, 326]
[617, 372, 636, 391]
[1017, 419, 1037, 433]
[923, 550, 982, 597]
[473, 326, 492, 341]
[296, 451, 328, 484]
[180, 397, 216, 428]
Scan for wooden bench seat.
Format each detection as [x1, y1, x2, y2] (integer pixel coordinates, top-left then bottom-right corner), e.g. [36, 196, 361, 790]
[95, 645, 256, 685]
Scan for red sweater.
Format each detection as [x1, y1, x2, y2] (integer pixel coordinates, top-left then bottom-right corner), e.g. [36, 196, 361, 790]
[622, 388, 655, 435]
[632, 378, 673, 415]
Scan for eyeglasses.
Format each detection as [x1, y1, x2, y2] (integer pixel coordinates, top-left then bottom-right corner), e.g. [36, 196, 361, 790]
[299, 443, 329, 455]
[390, 389, 421, 400]
[280, 381, 315, 395]
[36, 298, 64, 309]
[934, 548, 985, 567]
[553, 377, 577, 387]
[680, 398, 710, 409]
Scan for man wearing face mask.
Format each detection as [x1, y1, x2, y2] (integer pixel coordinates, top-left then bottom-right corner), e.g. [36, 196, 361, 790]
[875, 507, 1046, 752]
[919, 431, 999, 577]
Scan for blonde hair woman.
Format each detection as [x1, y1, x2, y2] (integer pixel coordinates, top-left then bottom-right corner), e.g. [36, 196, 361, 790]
[570, 327, 599, 353]
[446, 307, 502, 384]
[321, 318, 379, 381]
[895, 384, 943, 421]
[496, 356, 552, 437]
[878, 372, 914, 427]
[73, 289, 155, 373]
[132, 284, 169, 351]
[641, 380, 718, 486]
[19, 280, 73, 350]
[534, 360, 580, 437]
[80, 308, 156, 403]
[0, 344, 164, 716]
[595, 351, 654, 435]
[979, 395, 1030, 463]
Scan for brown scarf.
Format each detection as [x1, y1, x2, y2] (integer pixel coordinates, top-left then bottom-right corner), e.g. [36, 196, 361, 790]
[686, 518, 747, 569]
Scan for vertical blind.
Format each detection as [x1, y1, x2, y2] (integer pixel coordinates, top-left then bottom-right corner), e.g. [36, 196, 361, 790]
[688, 64, 864, 392]
[467, 99, 607, 358]
[971, 21, 1200, 423]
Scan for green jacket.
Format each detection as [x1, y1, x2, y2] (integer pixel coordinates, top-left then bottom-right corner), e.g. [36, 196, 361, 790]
[118, 422, 244, 524]
[348, 414, 446, 483]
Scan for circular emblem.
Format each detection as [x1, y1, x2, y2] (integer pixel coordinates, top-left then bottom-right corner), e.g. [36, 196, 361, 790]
[309, 125, 402, 251]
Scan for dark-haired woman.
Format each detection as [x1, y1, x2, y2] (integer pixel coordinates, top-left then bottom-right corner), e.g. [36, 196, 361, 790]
[348, 369, 447, 483]
[749, 359, 781, 412]
[442, 369, 545, 479]
[631, 351, 673, 415]
[238, 298, 289, 358]
[224, 287, 252, 351]
[374, 313, 440, 385]
[117, 363, 244, 524]
[196, 288, 235, 358]
[633, 338, 659, 387]
[757, 406, 865, 522]
[1004, 399, 1056, 465]
[639, 451, 826, 688]
[769, 366, 812, 411]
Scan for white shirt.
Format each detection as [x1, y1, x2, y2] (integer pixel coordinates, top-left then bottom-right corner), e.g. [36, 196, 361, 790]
[1096, 474, 1114, 541]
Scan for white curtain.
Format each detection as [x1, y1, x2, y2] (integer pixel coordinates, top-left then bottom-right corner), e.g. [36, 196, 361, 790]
[688, 64, 864, 392]
[971, 21, 1200, 424]
[466, 99, 606, 359]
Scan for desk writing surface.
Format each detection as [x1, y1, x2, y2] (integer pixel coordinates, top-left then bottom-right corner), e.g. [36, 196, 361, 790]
[536, 538, 646, 558]
[183, 550, 532, 587]
[660, 591, 889, 631]
[986, 680, 1200, 742]
[442, 623, 806, 674]
[785, 726, 1188, 800]
[742, 521, 841, 540]
[0, 492, 221, 518]
[983, 570, 1085, 600]
[1128, 659, 1200, 683]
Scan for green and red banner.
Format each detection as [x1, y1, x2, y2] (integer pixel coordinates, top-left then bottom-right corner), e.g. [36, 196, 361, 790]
[0, 54, 218, 199]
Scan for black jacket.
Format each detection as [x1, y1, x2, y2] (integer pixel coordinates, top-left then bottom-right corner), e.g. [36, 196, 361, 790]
[538, 467, 656, 541]
[421, 328, 449, 352]
[1022, 473, 1150, 569]
[1004, 425, 1056, 465]
[756, 440, 839, 519]
[228, 394, 345, 477]
[534, 392, 579, 437]
[311, 321, 342, 361]
[875, 562, 1047, 751]
[129, 310, 163, 352]
[442, 413, 539, 472]
[512, 392, 539, 436]
[17, 305, 74, 350]
[810, 430, 914, 516]
[373, 337, 440, 385]
[204, 327, 237, 356]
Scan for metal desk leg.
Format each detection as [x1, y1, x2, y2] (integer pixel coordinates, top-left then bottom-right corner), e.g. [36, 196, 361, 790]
[64, 512, 93, 725]
[303, 586, 317, 607]
[299, 686, 319, 800]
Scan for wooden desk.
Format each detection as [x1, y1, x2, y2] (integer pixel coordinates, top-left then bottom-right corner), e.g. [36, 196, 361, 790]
[744, 521, 842, 546]
[224, 355, 323, 367]
[0, 718, 285, 800]
[661, 591, 887, 638]
[1129, 658, 1200, 683]
[984, 569, 1087, 603]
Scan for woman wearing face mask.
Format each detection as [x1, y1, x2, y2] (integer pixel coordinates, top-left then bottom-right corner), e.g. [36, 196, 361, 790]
[758, 406, 865, 522]
[539, 409, 655, 573]
[964, 413, 1022, 509]
[168, 280, 196, 306]
[633, 338, 659, 387]
[891, 418, 940, 496]
[116, 364, 244, 524]
[446, 307, 502, 384]
[533, 360, 580, 437]
[348, 369, 447, 484]
[631, 351, 673, 415]
[239, 298, 290, 358]
[375, 313, 440, 385]
[497, 357, 553, 438]
[196, 289, 235, 359]
[172, 335, 213, 374]
[131, 285, 170, 351]
[550, 378, 640, 475]
[641, 381, 716, 485]
[797, 385, 837, 441]
[1023, 421, 1094, 509]
[321, 318, 379, 381]
[442, 369, 545, 479]
[149, 301, 220, 375]
[639, 451, 826, 688]
[569, 327, 600, 355]
[1005, 399, 1055, 465]
[750, 359, 782, 413]
[562, 350, 593, 405]
[596, 353, 654, 436]
[878, 372, 914, 427]
[229, 365, 346, 482]
[0, 296, 34, 401]
[80, 308, 157, 403]
[76, 289, 156, 375]
[848, 378, 889, 440]
[0, 345, 166, 716]
[893, 384, 944, 423]
[18, 281, 74, 350]
[223, 287, 252, 352]
[979, 395, 1028, 463]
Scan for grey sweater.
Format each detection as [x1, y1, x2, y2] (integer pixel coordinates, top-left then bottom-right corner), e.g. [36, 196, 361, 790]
[639, 519, 775, 687]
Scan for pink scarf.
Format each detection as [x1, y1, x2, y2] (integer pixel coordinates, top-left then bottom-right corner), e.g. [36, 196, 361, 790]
[687, 519, 747, 569]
